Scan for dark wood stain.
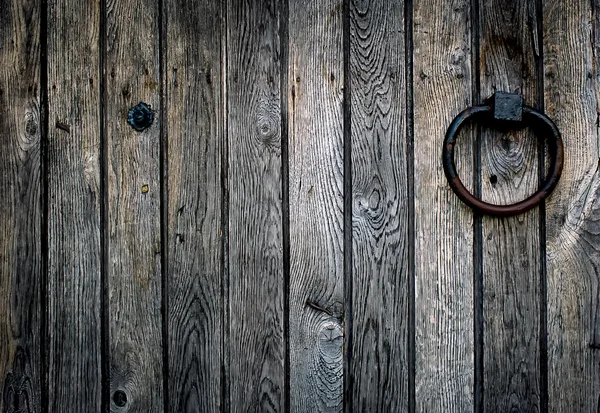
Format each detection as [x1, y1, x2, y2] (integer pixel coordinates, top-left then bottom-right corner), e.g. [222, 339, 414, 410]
[1, 0, 600, 411]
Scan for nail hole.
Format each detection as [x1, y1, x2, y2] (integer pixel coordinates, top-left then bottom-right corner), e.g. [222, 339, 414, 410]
[113, 390, 127, 407]
[490, 175, 498, 185]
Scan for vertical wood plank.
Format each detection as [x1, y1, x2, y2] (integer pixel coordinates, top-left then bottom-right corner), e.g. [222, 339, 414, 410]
[165, 0, 223, 411]
[478, 1, 542, 410]
[105, 0, 163, 410]
[349, 0, 409, 410]
[47, 0, 102, 409]
[544, 0, 600, 411]
[0, 0, 42, 410]
[227, 0, 285, 412]
[288, 0, 344, 411]
[413, 0, 475, 411]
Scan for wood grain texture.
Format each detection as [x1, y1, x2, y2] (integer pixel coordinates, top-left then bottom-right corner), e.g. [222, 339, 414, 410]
[413, 0, 475, 411]
[288, 0, 344, 411]
[165, 0, 223, 410]
[47, 0, 102, 409]
[544, 0, 600, 411]
[227, 0, 285, 412]
[105, 0, 163, 410]
[349, 0, 409, 411]
[0, 0, 42, 410]
[478, 1, 542, 411]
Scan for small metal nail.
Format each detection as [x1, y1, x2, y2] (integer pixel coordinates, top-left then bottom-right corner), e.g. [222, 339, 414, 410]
[306, 300, 333, 316]
[55, 121, 70, 133]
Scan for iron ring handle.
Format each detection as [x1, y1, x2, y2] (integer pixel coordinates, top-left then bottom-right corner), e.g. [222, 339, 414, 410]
[442, 93, 564, 217]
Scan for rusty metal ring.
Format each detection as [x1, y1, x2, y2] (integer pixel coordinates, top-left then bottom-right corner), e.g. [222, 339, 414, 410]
[442, 94, 564, 217]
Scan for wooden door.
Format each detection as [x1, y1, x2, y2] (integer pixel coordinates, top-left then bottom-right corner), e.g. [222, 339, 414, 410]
[1, 0, 598, 411]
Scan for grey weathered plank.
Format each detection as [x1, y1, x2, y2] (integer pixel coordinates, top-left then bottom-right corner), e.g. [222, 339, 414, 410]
[47, 0, 102, 409]
[544, 0, 600, 411]
[288, 0, 344, 411]
[165, 0, 223, 411]
[413, 0, 475, 411]
[105, 0, 163, 410]
[227, 0, 285, 411]
[0, 0, 42, 410]
[349, 0, 409, 410]
[478, 1, 542, 410]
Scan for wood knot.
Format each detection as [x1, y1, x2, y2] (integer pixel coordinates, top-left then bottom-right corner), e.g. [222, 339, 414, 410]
[25, 114, 37, 136]
[2, 371, 35, 413]
[356, 187, 382, 215]
[255, 111, 280, 148]
[113, 390, 128, 407]
[3, 347, 35, 413]
[317, 321, 343, 361]
[450, 47, 466, 65]
[312, 320, 344, 407]
[368, 188, 381, 210]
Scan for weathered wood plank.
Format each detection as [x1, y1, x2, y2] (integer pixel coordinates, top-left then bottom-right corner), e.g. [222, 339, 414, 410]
[47, 0, 102, 409]
[105, 0, 163, 410]
[413, 0, 475, 411]
[288, 1, 344, 411]
[165, 0, 223, 411]
[227, 0, 285, 411]
[544, 0, 600, 411]
[0, 0, 42, 410]
[478, 1, 542, 410]
[349, 0, 409, 410]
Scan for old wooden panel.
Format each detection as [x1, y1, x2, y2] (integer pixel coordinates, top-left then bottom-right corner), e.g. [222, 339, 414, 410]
[478, 1, 542, 410]
[0, 0, 42, 410]
[544, 0, 600, 411]
[288, 0, 344, 411]
[165, 0, 223, 411]
[413, 0, 475, 411]
[4, 1, 600, 411]
[349, 0, 409, 410]
[105, 0, 163, 410]
[47, 0, 102, 409]
[227, 0, 285, 411]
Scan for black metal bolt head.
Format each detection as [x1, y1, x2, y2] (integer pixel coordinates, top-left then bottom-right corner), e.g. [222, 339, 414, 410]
[127, 102, 154, 131]
[488, 91, 523, 122]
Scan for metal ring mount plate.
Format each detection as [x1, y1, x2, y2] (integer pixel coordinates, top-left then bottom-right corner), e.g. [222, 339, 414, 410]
[442, 92, 564, 217]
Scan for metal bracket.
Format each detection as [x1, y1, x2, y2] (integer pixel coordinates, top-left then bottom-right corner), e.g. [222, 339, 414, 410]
[488, 91, 523, 122]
